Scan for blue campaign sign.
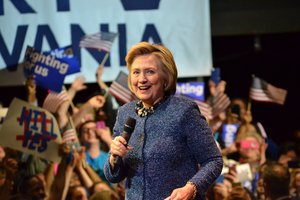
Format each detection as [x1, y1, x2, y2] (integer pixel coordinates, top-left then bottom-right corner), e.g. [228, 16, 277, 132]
[222, 124, 240, 147]
[176, 82, 205, 101]
[44, 46, 80, 75]
[24, 47, 68, 92]
[34, 61, 66, 93]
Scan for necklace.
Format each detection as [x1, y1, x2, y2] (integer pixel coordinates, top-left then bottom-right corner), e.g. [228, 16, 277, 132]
[135, 100, 154, 117]
[135, 96, 167, 117]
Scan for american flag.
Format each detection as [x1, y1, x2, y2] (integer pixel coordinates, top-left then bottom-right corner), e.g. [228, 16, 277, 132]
[211, 90, 231, 118]
[79, 31, 118, 52]
[109, 71, 136, 104]
[195, 99, 213, 120]
[42, 90, 69, 113]
[249, 76, 287, 105]
[62, 129, 78, 142]
[179, 94, 212, 120]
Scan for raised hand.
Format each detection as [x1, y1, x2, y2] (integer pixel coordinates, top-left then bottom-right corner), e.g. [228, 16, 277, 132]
[70, 76, 87, 92]
[87, 95, 106, 109]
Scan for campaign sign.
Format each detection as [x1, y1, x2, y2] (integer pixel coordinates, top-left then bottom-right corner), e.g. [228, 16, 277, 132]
[24, 46, 68, 92]
[222, 124, 239, 147]
[176, 82, 205, 101]
[44, 45, 80, 75]
[0, 98, 62, 163]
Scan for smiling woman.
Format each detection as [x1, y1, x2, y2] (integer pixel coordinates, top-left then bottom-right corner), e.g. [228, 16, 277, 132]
[129, 54, 166, 108]
[104, 42, 223, 200]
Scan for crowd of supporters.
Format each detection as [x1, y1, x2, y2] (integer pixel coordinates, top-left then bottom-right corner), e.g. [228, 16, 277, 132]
[0, 66, 299, 200]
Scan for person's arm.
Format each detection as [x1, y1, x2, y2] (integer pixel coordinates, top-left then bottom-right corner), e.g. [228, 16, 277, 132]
[67, 76, 87, 102]
[84, 163, 120, 198]
[74, 154, 93, 189]
[96, 63, 120, 110]
[72, 95, 106, 127]
[96, 64, 109, 92]
[55, 92, 71, 129]
[48, 155, 69, 200]
[78, 157, 116, 195]
[96, 127, 113, 149]
[26, 76, 38, 105]
[48, 148, 84, 200]
[43, 162, 55, 195]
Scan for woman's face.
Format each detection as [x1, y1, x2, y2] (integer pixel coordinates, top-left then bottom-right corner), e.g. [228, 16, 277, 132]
[130, 54, 166, 108]
[80, 122, 98, 144]
[238, 137, 261, 163]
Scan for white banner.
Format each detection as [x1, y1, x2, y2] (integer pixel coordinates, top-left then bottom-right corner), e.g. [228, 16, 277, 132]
[0, 0, 212, 85]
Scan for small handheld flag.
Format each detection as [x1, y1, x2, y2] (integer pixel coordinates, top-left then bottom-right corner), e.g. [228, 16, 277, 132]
[178, 94, 212, 120]
[249, 76, 287, 105]
[79, 31, 118, 52]
[109, 71, 136, 104]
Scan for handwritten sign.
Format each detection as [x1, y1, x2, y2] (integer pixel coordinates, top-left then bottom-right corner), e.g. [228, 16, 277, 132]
[0, 98, 62, 163]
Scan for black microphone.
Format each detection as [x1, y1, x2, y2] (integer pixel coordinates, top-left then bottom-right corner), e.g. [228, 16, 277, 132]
[113, 117, 136, 166]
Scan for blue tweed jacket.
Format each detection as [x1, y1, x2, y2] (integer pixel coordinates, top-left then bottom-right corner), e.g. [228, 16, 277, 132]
[104, 95, 223, 200]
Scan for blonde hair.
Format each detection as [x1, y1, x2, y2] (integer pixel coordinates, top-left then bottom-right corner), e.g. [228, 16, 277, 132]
[125, 42, 178, 96]
[236, 131, 264, 144]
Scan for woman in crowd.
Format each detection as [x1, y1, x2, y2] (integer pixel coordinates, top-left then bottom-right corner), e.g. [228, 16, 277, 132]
[104, 42, 223, 200]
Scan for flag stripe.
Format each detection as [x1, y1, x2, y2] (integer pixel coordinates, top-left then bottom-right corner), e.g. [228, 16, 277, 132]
[43, 91, 69, 113]
[79, 32, 118, 52]
[249, 77, 287, 105]
[109, 81, 136, 103]
[180, 94, 212, 120]
[249, 88, 273, 102]
[211, 91, 231, 117]
[109, 71, 136, 104]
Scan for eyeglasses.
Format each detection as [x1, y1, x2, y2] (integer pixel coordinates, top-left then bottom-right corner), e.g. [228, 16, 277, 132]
[81, 127, 97, 133]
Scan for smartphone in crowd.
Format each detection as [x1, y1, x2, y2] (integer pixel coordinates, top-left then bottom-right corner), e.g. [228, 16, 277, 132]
[211, 68, 221, 85]
[96, 120, 106, 129]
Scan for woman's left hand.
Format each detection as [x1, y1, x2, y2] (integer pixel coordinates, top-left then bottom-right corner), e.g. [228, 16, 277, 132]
[164, 183, 195, 200]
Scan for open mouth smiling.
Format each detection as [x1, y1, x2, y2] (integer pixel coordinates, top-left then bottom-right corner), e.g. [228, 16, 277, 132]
[138, 86, 151, 90]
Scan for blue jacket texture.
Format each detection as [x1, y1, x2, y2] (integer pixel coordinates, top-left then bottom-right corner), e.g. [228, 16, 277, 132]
[104, 95, 223, 200]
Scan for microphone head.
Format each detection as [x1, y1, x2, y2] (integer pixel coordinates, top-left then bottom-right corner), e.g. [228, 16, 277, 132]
[124, 117, 136, 134]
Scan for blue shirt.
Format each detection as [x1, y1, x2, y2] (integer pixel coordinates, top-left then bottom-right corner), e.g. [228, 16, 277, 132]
[86, 150, 109, 184]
